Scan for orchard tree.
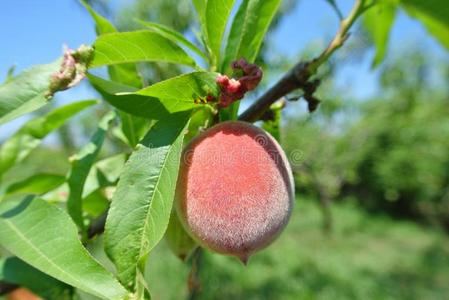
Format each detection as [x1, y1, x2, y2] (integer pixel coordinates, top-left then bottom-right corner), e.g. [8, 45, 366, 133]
[0, 0, 447, 299]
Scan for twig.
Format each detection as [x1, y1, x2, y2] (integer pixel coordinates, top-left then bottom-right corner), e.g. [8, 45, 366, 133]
[239, 0, 369, 122]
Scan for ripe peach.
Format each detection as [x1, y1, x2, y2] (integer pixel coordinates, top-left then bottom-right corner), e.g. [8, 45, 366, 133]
[7, 288, 42, 300]
[175, 121, 294, 263]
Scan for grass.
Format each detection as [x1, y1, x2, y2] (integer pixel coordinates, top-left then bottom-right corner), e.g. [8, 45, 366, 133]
[142, 198, 449, 300]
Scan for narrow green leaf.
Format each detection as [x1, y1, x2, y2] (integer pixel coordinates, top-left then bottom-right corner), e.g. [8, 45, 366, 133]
[0, 197, 127, 300]
[82, 0, 148, 148]
[193, 0, 208, 36]
[91, 31, 197, 68]
[117, 110, 150, 147]
[83, 154, 127, 198]
[222, 0, 250, 72]
[165, 211, 197, 261]
[138, 20, 207, 61]
[0, 60, 60, 125]
[67, 111, 115, 231]
[80, 0, 116, 35]
[400, 0, 449, 50]
[0, 100, 97, 179]
[205, 0, 236, 67]
[87, 74, 170, 119]
[5, 174, 65, 196]
[82, 0, 144, 88]
[104, 112, 190, 289]
[364, 1, 397, 67]
[0, 257, 73, 299]
[4, 65, 16, 84]
[81, 154, 127, 218]
[222, 0, 282, 71]
[120, 72, 219, 113]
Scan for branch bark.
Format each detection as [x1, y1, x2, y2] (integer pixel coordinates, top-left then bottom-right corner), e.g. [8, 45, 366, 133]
[239, 0, 369, 123]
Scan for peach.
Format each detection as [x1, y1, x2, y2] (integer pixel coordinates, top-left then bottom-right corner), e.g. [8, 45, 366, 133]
[7, 288, 42, 300]
[175, 121, 294, 263]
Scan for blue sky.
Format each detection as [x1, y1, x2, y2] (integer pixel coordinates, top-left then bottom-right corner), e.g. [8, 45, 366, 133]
[0, 0, 447, 138]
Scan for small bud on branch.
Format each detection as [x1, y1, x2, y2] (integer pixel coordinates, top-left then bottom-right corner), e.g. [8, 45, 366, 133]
[216, 59, 263, 108]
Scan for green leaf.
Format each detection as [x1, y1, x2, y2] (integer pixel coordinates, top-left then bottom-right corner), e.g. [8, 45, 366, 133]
[87, 74, 170, 120]
[0, 100, 97, 179]
[108, 63, 143, 88]
[5, 174, 65, 197]
[83, 154, 127, 198]
[104, 111, 190, 289]
[364, 1, 397, 67]
[83, 190, 109, 218]
[192, 0, 208, 37]
[0, 60, 60, 125]
[165, 211, 197, 261]
[80, 0, 116, 35]
[205, 0, 236, 67]
[83, 0, 148, 148]
[400, 0, 449, 50]
[0, 256, 73, 299]
[0, 197, 127, 299]
[222, 0, 282, 71]
[120, 72, 219, 113]
[138, 20, 207, 61]
[117, 110, 150, 147]
[3, 65, 16, 84]
[67, 111, 115, 231]
[82, 154, 127, 218]
[82, 0, 143, 89]
[91, 31, 197, 68]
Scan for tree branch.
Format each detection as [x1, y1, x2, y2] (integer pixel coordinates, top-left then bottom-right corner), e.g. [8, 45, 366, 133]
[239, 0, 369, 123]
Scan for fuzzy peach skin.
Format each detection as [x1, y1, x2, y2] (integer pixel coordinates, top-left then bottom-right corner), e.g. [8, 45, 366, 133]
[175, 121, 295, 263]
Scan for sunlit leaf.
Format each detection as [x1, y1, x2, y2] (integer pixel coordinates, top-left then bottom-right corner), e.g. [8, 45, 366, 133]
[81, 0, 116, 35]
[222, 0, 282, 71]
[205, 0, 236, 67]
[82, 3, 149, 148]
[0, 197, 127, 300]
[91, 31, 197, 68]
[104, 112, 190, 288]
[364, 1, 397, 67]
[192, 0, 208, 39]
[138, 20, 207, 61]
[0, 60, 60, 125]
[119, 72, 219, 113]
[401, 0, 449, 50]
[87, 74, 170, 119]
